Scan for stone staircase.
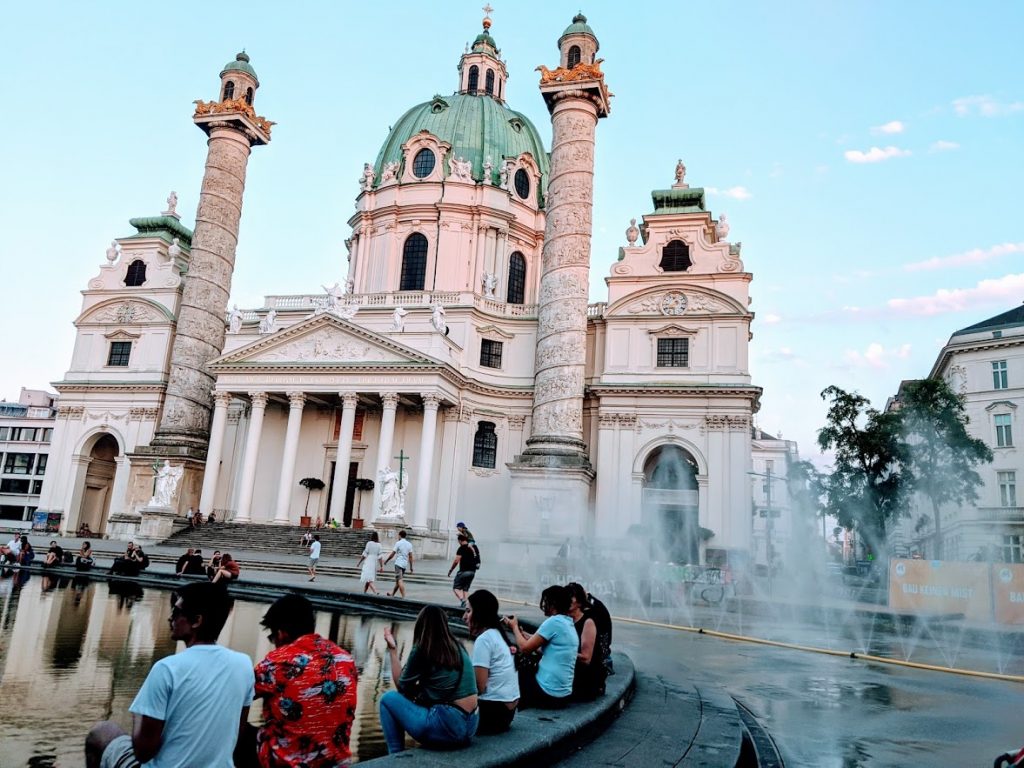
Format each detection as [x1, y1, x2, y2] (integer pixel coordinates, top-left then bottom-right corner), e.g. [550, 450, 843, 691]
[163, 523, 372, 558]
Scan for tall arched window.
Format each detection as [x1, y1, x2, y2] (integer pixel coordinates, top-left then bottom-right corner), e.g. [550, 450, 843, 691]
[468, 65, 479, 93]
[244, 87, 254, 106]
[506, 252, 526, 304]
[400, 233, 428, 291]
[472, 421, 498, 468]
[567, 46, 582, 69]
[660, 240, 692, 272]
[485, 69, 495, 95]
[223, 80, 235, 100]
[124, 259, 147, 287]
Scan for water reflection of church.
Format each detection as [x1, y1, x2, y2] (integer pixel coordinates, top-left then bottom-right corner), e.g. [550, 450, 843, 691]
[37, 12, 761, 563]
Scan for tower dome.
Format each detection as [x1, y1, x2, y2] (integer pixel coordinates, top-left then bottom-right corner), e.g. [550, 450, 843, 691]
[220, 51, 259, 86]
[373, 93, 549, 202]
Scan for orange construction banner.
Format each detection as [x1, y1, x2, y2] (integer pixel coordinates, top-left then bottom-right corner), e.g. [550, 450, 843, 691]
[889, 559, 992, 622]
[992, 563, 1024, 625]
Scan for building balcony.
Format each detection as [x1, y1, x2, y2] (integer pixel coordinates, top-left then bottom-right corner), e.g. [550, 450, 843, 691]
[970, 506, 1024, 522]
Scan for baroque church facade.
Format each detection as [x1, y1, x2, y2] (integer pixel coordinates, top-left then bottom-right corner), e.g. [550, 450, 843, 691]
[37, 14, 761, 561]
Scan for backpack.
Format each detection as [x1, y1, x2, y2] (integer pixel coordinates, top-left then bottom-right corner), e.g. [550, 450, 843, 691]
[471, 543, 481, 569]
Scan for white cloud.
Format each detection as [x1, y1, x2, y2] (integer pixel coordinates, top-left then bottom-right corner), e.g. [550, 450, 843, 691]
[706, 185, 753, 200]
[761, 313, 782, 324]
[953, 95, 1024, 117]
[929, 140, 960, 152]
[886, 273, 1024, 316]
[843, 146, 911, 164]
[904, 242, 1024, 272]
[843, 342, 912, 370]
[871, 120, 905, 135]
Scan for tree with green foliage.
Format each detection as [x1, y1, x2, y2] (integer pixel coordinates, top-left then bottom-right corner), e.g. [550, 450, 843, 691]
[299, 477, 326, 516]
[817, 386, 910, 555]
[897, 378, 993, 560]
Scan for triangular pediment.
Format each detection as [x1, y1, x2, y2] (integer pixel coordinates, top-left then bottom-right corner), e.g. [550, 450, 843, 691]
[210, 314, 439, 368]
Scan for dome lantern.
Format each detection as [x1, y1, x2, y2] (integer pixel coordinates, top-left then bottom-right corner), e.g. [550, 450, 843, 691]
[219, 50, 259, 106]
[557, 12, 599, 70]
[457, 6, 508, 103]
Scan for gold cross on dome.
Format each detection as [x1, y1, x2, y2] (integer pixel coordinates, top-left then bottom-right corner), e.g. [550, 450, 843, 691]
[482, 4, 494, 20]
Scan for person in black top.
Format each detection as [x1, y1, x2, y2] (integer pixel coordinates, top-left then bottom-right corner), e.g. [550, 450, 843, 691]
[43, 541, 65, 568]
[447, 534, 478, 608]
[175, 548, 195, 576]
[586, 590, 614, 675]
[566, 582, 606, 700]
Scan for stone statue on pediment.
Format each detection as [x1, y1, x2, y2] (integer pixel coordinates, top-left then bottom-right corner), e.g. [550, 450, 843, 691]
[392, 305, 408, 332]
[259, 308, 277, 334]
[149, 460, 183, 508]
[228, 304, 243, 334]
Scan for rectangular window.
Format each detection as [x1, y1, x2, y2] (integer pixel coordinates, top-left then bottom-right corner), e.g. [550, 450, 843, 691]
[999, 471, 1017, 507]
[32, 479, 43, 494]
[0, 505, 26, 521]
[0, 478, 31, 494]
[1003, 535, 1024, 564]
[992, 360, 1008, 389]
[657, 338, 690, 368]
[35, 454, 48, 475]
[3, 453, 33, 475]
[107, 341, 132, 367]
[14, 428, 37, 442]
[480, 339, 503, 369]
[0, 427, 9, 441]
[41, 428, 53, 443]
[995, 414, 1013, 447]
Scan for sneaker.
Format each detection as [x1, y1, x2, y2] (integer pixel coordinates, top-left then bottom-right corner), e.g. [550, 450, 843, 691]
[459, 599, 467, 609]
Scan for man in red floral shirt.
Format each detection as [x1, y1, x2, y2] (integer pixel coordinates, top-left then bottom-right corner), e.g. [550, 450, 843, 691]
[255, 594, 358, 767]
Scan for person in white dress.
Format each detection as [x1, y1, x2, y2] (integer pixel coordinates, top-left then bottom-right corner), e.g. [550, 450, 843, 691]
[356, 531, 383, 594]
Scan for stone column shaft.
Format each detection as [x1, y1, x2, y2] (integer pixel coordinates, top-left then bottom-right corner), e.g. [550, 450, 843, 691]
[524, 96, 600, 458]
[329, 392, 360, 523]
[198, 391, 232, 514]
[372, 393, 399, 518]
[273, 392, 306, 524]
[235, 392, 268, 522]
[152, 127, 253, 454]
[413, 394, 440, 530]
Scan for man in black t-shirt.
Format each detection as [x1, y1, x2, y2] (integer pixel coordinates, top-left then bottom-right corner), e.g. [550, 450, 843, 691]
[446, 534, 477, 607]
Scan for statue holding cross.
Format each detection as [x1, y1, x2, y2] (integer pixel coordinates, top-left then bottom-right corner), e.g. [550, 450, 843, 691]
[377, 449, 411, 520]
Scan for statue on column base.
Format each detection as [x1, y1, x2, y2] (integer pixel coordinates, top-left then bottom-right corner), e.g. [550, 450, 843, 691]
[375, 466, 408, 522]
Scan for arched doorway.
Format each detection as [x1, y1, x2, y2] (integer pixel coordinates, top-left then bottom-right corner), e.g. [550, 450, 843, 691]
[642, 444, 700, 564]
[79, 434, 119, 534]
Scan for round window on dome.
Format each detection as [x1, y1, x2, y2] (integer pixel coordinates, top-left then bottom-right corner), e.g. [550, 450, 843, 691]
[514, 169, 530, 200]
[412, 149, 436, 178]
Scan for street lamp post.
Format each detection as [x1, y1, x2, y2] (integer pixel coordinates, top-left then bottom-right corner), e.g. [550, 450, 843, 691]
[749, 466, 776, 597]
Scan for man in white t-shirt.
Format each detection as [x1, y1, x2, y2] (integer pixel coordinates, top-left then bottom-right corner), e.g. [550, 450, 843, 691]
[1, 536, 22, 564]
[382, 529, 414, 598]
[85, 582, 255, 768]
[308, 535, 322, 582]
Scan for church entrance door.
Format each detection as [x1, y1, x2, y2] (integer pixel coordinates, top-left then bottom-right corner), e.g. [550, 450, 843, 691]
[642, 444, 701, 565]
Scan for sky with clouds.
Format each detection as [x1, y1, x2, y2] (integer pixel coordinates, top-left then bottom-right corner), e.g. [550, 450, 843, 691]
[0, 1, 1021, 467]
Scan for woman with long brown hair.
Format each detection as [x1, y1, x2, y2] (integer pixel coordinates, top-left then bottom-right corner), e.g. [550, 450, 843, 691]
[379, 605, 478, 753]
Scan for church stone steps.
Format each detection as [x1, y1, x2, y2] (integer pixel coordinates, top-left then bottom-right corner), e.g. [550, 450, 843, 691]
[162, 523, 372, 557]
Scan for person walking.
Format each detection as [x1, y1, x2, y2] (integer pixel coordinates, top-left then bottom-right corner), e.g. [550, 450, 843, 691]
[308, 535, 321, 582]
[356, 531, 383, 594]
[447, 534, 478, 608]
[253, 594, 358, 767]
[382, 530, 414, 598]
[84, 582, 255, 768]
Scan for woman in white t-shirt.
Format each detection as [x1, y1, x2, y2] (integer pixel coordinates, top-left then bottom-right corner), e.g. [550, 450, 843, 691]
[464, 589, 520, 734]
[356, 531, 383, 594]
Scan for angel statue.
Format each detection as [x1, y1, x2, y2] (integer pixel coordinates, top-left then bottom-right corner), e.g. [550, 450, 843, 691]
[482, 272, 497, 298]
[377, 465, 408, 519]
[322, 282, 345, 313]
[150, 460, 184, 508]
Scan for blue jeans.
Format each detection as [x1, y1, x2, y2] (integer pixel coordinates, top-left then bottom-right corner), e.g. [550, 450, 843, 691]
[379, 690, 479, 753]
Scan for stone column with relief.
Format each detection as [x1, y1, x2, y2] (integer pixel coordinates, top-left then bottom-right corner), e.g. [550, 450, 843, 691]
[507, 14, 610, 541]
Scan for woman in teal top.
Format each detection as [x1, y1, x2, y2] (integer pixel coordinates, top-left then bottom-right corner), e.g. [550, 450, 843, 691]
[380, 605, 479, 753]
[506, 584, 577, 708]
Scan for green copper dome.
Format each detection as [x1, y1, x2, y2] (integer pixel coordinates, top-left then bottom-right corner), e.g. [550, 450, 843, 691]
[559, 12, 596, 44]
[373, 93, 549, 205]
[221, 51, 258, 85]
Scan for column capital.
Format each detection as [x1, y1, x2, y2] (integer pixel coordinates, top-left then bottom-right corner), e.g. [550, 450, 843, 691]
[249, 391, 269, 409]
[212, 391, 233, 408]
[341, 391, 360, 409]
[287, 391, 307, 409]
[381, 392, 399, 409]
[421, 393, 441, 410]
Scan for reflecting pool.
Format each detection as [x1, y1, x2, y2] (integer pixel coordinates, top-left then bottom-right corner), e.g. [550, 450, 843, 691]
[0, 571, 422, 766]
